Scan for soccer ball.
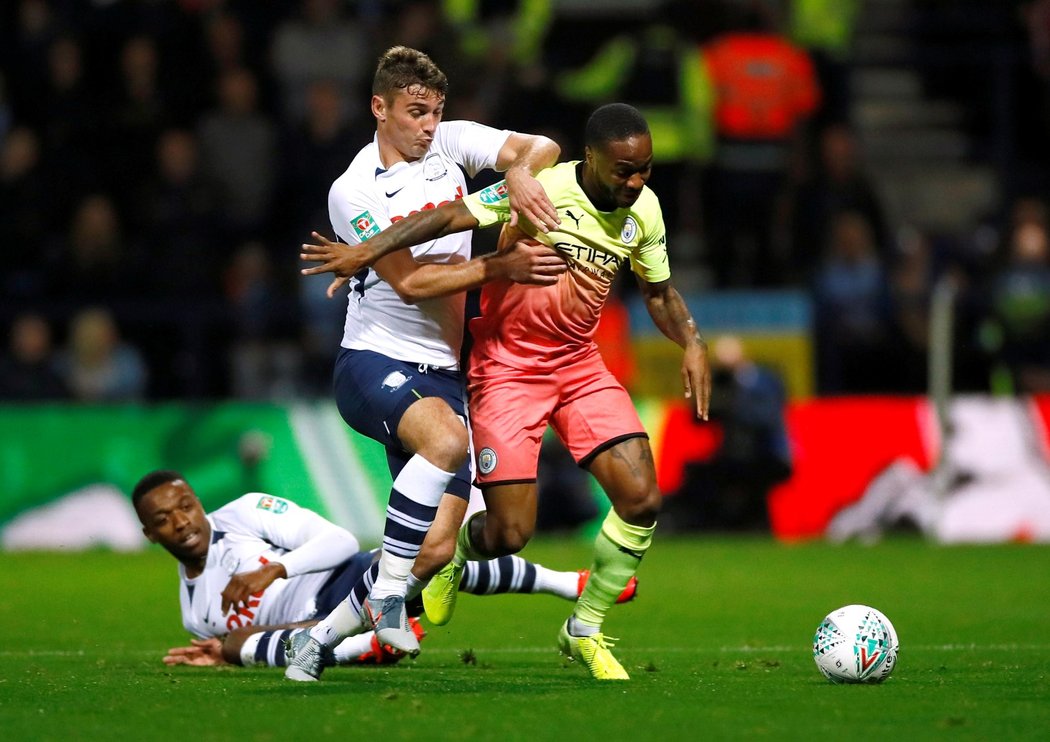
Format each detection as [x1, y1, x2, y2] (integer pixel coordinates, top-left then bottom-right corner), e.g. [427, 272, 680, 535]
[812, 604, 899, 684]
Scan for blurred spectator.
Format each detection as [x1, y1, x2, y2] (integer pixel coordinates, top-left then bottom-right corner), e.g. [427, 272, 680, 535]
[888, 227, 935, 393]
[788, 0, 859, 126]
[1018, 0, 1050, 167]
[553, 5, 717, 248]
[444, 0, 552, 69]
[384, 0, 460, 65]
[2, 0, 61, 124]
[203, 10, 246, 76]
[0, 312, 69, 400]
[813, 211, 893, 393]
[788, 123, 889, 283]
[278, 79, 367, 247]
[179, 8, 278, 121]
[225, 242, 302, 400]
[55, 308, 148, 402]
[270, 0, 370, 122]
[197, 67, 276, 238]
[984, 218, 1050, 393]
[36, 34, 103, 215]
[0, 73, 11, 143]
[439, 0, 554, 123]
[289, 84, 361, 390]
[132, 128, 222, 298]
[701, 1, 821, 287]
[49, 193, 144, 301]
[0, 127, 48, 298]
[105, 35, 170, 208]
[662, 335, 791, 531]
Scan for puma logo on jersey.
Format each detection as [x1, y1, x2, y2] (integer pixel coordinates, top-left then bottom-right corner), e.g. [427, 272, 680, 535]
[565, 210, 583, 229]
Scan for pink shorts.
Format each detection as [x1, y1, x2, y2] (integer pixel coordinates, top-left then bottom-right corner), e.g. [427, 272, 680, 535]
[468, 348, 647, 486]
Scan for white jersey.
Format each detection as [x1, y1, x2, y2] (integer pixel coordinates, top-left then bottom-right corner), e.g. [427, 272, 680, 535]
[329, 120, 511, 369]
[177, 493, 359, 639]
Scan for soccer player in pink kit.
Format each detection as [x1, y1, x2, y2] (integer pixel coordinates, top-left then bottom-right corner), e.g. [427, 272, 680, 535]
[302, 103, 711, 679]
[282, 46, 568, 681]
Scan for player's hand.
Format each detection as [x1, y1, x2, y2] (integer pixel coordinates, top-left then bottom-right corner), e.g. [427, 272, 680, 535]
[300, 231, 373, 298]
[492, 239, 568, 285]
[163, 638, 226, 667]
[221, 562, 286, 615]
[504, 169, 560, 234]
[682, 341, 711, 421]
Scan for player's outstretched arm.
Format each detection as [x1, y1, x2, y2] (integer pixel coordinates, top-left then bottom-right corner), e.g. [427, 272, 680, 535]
[640, 277, 711, 420]
[301, 199, 482, 298]
[164, 622, 317, 668]
[377, 237, 568, 304]
[496, 133, 561, 232]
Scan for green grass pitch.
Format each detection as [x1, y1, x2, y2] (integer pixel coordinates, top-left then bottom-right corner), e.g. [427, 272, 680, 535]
[2, 537, 1049, 740]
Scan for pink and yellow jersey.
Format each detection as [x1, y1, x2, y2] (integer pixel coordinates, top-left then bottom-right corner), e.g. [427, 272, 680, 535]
[463, 161, 670, 371]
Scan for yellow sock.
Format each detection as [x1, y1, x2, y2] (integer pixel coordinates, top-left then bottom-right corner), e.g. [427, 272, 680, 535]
[454, 511, 486, 564]
[573, 509, 654, 630]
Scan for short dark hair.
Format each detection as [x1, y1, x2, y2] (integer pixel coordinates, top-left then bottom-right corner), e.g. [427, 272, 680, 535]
[131, 469, 185, 508]
[373, 46, 448, 99]
[584, 103, 650, 148]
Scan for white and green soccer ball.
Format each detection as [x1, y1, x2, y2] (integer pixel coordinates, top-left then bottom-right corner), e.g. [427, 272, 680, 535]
[812, 604, 899, 684]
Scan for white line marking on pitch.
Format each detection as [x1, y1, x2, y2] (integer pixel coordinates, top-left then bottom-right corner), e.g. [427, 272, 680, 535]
[3, 644, 1048, 659]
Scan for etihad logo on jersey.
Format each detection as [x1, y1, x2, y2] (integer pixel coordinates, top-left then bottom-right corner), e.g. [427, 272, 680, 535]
[256, 496, 289, 514]
[552, 242, 628, 279]
[351, 211, 381, 240]
[477, 180, 509, 205]
[389, 185, 465, 224]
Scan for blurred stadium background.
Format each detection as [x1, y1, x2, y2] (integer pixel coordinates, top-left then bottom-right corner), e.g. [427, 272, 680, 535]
[3, 0, 1050, 548]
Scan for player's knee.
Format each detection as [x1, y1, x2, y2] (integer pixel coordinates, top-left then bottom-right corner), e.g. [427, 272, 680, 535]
[419, 426, 469, 472]
[615, 486, 662, 527]
[490, 520, 533, 555]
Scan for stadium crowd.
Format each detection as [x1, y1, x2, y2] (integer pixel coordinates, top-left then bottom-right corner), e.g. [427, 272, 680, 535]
[2, 0, 1050, 401]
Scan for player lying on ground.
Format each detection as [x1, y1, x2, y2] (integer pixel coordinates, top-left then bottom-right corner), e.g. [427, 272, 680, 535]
[297, 103, 710, 681]
[132, 470, 636, 668]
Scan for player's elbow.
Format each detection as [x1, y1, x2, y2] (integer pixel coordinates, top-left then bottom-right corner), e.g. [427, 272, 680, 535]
[392, 284, 425, 305]
[537, 135, 561, 165]
[336, 531, 360, 557]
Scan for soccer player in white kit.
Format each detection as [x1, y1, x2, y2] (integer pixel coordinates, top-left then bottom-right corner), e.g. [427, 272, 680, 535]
[133, 471, 635, 670]
[283, 46, 566, 680]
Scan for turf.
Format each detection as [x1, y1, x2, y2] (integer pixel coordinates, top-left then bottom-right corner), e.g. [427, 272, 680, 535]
[2, 537, 1049, 740]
